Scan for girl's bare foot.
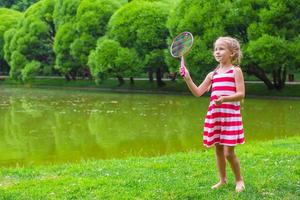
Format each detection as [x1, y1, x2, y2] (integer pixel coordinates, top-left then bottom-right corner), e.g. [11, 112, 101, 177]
[211, 180, 227, 189]
[235, 180, 245, 192]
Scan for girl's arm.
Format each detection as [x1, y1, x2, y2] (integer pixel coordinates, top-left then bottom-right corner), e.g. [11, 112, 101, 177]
[183, 70, 213, 97]
[214, 67, 245, 105]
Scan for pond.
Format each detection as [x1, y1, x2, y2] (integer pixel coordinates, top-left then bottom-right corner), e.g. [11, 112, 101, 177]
[0, 86, 299, 166]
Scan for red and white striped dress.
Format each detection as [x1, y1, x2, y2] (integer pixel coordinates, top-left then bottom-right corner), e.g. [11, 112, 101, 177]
[203, 66, 245, 147]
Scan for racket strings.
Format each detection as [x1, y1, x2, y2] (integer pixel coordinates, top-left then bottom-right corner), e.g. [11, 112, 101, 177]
[172, 39, 192, 52]
[171, 32, 193, 57]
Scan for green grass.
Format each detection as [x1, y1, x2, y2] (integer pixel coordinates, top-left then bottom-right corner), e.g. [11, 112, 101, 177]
[1, 76, 300, 98]
[0, 137, 299, 199]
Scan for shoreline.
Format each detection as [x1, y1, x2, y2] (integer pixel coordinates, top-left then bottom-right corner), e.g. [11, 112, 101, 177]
[1, 83, 300, 100]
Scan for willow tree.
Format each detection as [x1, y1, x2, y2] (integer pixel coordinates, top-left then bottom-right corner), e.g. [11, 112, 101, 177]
[53, 0, 127, 80]
[0, 0, 39, 11]
[53, 0, 80, 80]
[4, 0, 55, 81]
[0, 8, 22, 75]
[88, 38, 140, 85]
[70, 0, 125, 79]
[106, 0, 171, 86]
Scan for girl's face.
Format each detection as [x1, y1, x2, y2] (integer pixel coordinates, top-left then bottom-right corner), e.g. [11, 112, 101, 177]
[213, 40, 233, 64]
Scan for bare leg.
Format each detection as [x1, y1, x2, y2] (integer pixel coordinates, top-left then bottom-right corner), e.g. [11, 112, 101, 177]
[211, 144, 227, 189]
[224, 146, 245, 192]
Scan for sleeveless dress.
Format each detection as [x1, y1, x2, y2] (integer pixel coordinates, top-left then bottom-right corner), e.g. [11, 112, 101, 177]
[203, 66, 245, 147]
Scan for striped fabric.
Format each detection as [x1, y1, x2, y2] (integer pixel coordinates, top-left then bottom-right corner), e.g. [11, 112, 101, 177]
[203, 67, 245, 147]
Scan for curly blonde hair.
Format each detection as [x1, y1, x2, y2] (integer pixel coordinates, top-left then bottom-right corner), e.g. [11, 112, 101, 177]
[214, 36, 242, 65]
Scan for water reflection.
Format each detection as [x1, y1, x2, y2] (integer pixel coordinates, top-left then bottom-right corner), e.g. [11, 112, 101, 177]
[0, 87, 299, 166]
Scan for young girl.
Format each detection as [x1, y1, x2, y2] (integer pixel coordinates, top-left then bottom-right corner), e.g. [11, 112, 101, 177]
[180, 36, 245, 192]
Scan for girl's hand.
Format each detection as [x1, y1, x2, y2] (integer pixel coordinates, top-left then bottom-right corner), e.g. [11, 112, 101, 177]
[214, 96, 224, 106]
[180, 57, 191, 81]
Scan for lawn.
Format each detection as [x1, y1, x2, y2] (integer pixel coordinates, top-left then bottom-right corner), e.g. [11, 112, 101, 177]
[0, 137, 299, 199]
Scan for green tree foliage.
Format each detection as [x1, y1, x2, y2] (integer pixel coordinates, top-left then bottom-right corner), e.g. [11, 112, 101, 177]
[245, 0, 300, 90]
[108, 0, 169, 54]
[53, 0, 127, 80]
[131, 0, 176, 3]
[0, 0, 16, 7]
[166, 0, 260, 79]
[1, 0, 297, 91]
[246, 35, 291, 90]
[53, 0, 80, 80]
[0, 0, 39, 11]
[88, 38, 140, 85]
[4, 0, 55, 81]
[167, 0, 299, 90]
[53, 22, 79, 80]
[21, 60, 41, 80]
[107, 0, 170, 86]
[292, 36, 300, 69]
[53, 0, 80, 28]
[70, 0, 124, 75]
[167, 0, 229, 80]
[3, 28, 16, 69]
[0, 8, 22, 75]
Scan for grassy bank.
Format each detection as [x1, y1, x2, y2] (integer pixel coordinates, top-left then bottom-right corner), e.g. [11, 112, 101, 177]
[1, 77, 300, 98]
[0, 137, 299, 199]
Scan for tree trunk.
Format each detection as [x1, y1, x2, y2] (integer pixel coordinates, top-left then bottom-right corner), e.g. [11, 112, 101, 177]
[170, 72, 177, 81]
[148, 67, 154, 82]
[82, 68, 92, 80]
[117, 76, 125, 86]
[282, 66, 287, 87]
[65, 74, 71, 81]
[0, 59, 10, 75]
[272, 69, 279, 89]
[156, 67, 165, 87]
[70, 70, 76, 80]
[49, 19, 56, 43]
[246, 65, 274, 90]
[130, 77, 134, 85]
[273, 66, 286, 90]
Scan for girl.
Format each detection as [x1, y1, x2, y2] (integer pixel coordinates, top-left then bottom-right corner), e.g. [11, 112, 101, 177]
[180, 36, 245, 192]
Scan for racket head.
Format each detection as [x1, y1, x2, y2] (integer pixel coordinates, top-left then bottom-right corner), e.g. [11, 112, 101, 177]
[170, 31, 194, 58]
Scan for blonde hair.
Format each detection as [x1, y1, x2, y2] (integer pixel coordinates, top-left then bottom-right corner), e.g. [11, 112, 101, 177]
[214, 36, 242, 65]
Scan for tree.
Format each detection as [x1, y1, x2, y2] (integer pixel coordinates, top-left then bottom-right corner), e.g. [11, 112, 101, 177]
[167, 0, 300, 90]
[106, 0, 171, 86]
[70, 0, 124, 78]
[245, 0, 300, 90]
[53, 0, 127, 80]
[0, 0, 16, 7]
[53, 0, 81, 80]
[166, 0, 228, 80]
[145, 50, 167, 85]
[0, 0, 39, 11]
[0, 8, 22, 75]
[246, 35, 291, 90]
[4, 0, 55, 81]
[88, 38, 140, 85]
[53, 22, 79, 80]
[292, 36, 300, 71]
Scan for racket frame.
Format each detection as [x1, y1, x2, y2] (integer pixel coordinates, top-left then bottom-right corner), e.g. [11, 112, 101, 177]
[170, 31, 194, 58]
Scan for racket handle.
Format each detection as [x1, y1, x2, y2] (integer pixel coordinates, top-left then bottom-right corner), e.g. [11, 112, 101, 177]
[180, 56, 186, 77]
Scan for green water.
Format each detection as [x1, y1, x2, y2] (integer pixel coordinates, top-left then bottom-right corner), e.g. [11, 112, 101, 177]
[0, 87, 299, 166]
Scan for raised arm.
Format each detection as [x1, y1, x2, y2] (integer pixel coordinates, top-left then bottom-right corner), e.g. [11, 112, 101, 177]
[183, 71, 213, 97]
